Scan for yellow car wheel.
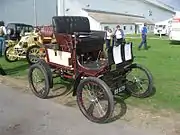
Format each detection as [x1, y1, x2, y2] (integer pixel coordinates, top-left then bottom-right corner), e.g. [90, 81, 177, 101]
[4, 46, 18, 62]
[26, 45, 40, 65]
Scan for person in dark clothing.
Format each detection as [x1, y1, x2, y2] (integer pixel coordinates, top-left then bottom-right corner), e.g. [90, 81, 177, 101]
[138, 23, 148, 50]
[104, 28, 113, 49]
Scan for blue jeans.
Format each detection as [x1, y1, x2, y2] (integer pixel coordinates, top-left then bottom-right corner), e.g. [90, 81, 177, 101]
[0, 37, 5, 56]
[138, 35, 147, 49]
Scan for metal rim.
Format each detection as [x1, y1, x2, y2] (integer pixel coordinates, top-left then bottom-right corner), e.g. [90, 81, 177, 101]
[126, 67, 149, 95]
[79, 81, 110, 119]
[6, 47, 18, 61]
[31, 67, 46, 96]
[28, 46, 40, 63]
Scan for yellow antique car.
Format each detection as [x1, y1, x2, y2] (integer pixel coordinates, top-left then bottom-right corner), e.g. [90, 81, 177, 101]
[4, 25, 56, 65]
[4, 30, 42, 64]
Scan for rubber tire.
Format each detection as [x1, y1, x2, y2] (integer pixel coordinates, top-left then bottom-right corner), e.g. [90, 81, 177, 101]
[126, 63, 153, 98]
[26, 45, 40, 65]
[38, 59, 53, 88]
[4, 46, 18, 62]
[28, 63, 50, 99]
[76, 77, 114, 123]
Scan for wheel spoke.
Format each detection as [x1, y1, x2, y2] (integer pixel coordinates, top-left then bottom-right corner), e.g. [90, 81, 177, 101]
[38, 88, 45, 95]
[125, 65, 153, 98]
[28, 47, 40, 63]
[32, 68, 45, 93]
[87, 103, 95, 116]
[29, 64, 50, 99]
[77, 77, 114, 123]
[6, 47, 18, 61]
[95, 101, 106, 117]
[78, 80, 112, 122]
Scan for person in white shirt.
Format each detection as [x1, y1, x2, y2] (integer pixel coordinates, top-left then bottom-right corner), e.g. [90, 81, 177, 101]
[104, 28, 113, 49]
[113, 25, 125, 46]
[0, 21, 7, 56]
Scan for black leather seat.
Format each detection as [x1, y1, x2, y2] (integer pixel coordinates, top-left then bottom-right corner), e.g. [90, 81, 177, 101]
[52, 16, 90, 34]
[52, 16, 104, 53]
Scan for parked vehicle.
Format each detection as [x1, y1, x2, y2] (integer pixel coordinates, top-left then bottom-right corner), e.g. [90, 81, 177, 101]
[6, 23, 34, 41]
[4, 25, 56, 65]
[4, 31, 41, 65]
[154, 25, 167, 35]
[169, 17, 180, 42]
[28, 16, 154, 123]
[154, 19, 173, 36]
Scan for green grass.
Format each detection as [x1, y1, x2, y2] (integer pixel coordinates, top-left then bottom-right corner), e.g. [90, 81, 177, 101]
[126, 33, 169, 39]
[126, 38, 180, 112]
[1, 38, 180, 112]
[0, 58, 29, 77]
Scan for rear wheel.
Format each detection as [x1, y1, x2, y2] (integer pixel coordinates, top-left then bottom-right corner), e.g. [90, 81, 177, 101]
[126, 64, 153, 98]
[28, 63, 50, 99]
[26, 45, 40, 65]
[76, 77, 114, 123]
[4, 46, 18, 62]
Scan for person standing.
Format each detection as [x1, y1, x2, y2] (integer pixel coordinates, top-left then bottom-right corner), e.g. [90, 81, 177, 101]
[0, 21, 7, 56]
[113, 25, 125, 46]
[104, 28, 113, 49]
[138, 23, 148, 50]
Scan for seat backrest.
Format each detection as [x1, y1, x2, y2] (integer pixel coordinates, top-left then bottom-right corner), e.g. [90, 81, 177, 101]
[52, 16, 90, 34]
[40, 25, 53, 37]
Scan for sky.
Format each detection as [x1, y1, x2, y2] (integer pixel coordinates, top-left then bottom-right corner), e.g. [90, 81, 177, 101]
[0, 0, 179, 11]
[161, 0, 180, 10]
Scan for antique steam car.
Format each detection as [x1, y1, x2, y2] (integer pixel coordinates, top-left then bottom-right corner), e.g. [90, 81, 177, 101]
[28, 16, 153, 123]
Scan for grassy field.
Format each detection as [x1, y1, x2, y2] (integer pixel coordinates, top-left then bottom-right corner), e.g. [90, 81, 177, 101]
[126, 33, 169, 40]
[0, 58, 29, 77]
[126, 38, 180, 112]
[1, 38, 180, 112]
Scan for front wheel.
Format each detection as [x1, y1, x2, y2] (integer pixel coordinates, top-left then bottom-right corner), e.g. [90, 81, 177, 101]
[28, 63, 50, 99]
[4, 46, 18, 62]
[26, 45, 40, 65]
[125, 63, 153, 98]
[76, 77, 114, 123]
